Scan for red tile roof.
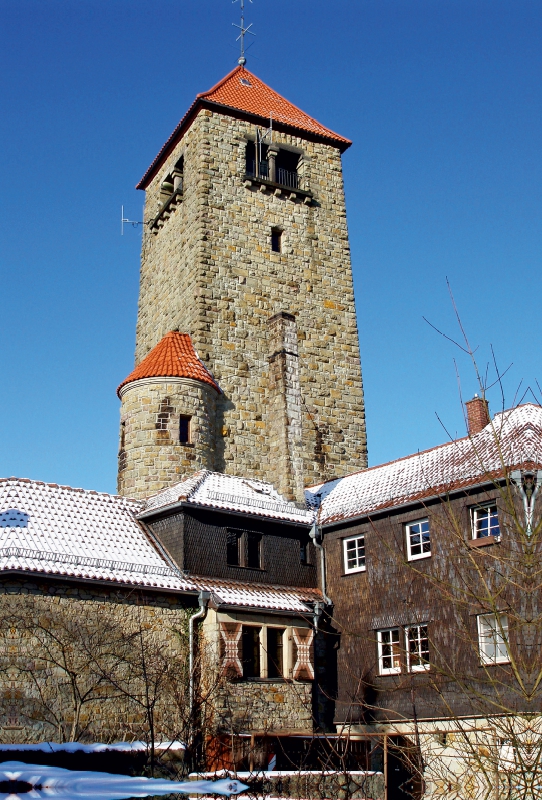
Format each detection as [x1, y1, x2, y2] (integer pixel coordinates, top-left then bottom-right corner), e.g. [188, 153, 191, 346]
[137, 66, 351, 189]
[117, 332, 220, 397]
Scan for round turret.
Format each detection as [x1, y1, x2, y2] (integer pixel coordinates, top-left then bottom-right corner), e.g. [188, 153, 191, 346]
[117, 332, 220, 499]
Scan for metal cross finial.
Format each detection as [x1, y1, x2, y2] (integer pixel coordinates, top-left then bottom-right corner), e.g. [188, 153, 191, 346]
[233, 0, 254, 66]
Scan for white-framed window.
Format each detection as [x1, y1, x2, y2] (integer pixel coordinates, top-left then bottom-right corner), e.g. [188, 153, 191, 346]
[406, 624, 430, 671]
[478, 613, 509, 664]
[343, 535, 366, 573]
[472, 503, 500, 539]
[377, 628, 401, 674]
[406, 519, 431, 560]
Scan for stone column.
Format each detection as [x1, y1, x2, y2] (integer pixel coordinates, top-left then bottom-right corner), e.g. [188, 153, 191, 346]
[267, 312, 305, 503]
[267, 144, 279, 183]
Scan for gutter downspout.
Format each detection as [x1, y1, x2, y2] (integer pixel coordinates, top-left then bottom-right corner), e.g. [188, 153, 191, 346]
[309, 520, 332, 607]
[189, 590, 210, 719]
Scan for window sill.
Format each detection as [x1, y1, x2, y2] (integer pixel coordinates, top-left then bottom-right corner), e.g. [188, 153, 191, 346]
[469, 535, 500, 548]
[150, 189, 183, 233]
[226, 565, 266, 572]
[343, 567, 366, 576]
[243, 174, 313, 204]
[407, 552, 432, 561]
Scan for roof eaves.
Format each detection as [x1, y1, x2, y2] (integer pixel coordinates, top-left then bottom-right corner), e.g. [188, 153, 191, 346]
[138, 497, 311, 526]
[319, 474, 509, 529]
[136, 87, 352, 190]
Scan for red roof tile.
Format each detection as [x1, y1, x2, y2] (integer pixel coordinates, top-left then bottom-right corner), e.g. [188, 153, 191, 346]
[117, 332, 220, 397]
[137, 66, 351, 189]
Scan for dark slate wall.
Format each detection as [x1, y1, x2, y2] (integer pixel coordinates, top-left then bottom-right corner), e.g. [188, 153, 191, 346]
[147, 507, 317, 588]
[146, 511, 185, 571]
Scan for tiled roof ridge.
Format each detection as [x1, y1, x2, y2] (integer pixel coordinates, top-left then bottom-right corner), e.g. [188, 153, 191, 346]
[136, 66, 351, 190]
[306, 402, 542, 493]
[117, 331, 220, 397]
[143, 469, 211, 510]
[0, 476, 141, 505]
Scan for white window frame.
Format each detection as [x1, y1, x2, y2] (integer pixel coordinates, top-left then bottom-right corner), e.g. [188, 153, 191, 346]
[477, 613, 510, 664]
[405, 624, 430, 672]
[405, 519, 431, 561]
[377, 627, 401, 675]
[471, 503, 500, 540]
[343, 534, 366, 574]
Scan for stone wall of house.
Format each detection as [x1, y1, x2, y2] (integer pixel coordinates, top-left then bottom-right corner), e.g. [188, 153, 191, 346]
[0, 580, 314, 746]
[118, 377, 217, 498]
[128, 105, 367, 494]
[213, 679, 313, 735]
[0, 580, 192, 744]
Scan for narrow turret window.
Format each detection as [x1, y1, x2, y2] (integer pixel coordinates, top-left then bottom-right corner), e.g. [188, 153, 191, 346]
[179, 415, 191, 444]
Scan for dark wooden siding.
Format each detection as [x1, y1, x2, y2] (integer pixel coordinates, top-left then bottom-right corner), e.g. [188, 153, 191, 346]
[147, 507, 317, 588]
[324, 484, 532, 723]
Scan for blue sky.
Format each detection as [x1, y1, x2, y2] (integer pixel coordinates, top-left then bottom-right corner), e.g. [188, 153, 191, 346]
[1, 0, 541, 494]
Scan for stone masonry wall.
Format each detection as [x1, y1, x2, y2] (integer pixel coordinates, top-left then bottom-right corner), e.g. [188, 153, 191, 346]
[118, 377, 216, 498]
[214, 679, 313, 735]
[132, 106, 367, 491]
[0, 580, 314, 744]
[267, 312, 304, 503]
[0, 580, 191, 744]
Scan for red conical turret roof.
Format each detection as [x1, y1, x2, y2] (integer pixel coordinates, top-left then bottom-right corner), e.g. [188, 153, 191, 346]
[117, 332, 220, 397]
[137, 66, 351, 189]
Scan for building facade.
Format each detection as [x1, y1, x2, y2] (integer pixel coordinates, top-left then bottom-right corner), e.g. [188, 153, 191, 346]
[118, 66, 367, 501]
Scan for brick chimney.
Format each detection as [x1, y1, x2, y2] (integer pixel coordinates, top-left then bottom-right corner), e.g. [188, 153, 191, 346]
[465, 394, 490, 435]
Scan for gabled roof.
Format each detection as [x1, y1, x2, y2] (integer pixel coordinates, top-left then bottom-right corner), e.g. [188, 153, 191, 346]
[143, 469, 312, 524]
[0, 477, 193, 591]
[137, 66, 351, 190]
[0, 478, 318, 612]
[117, 332, 220, 397]
[307, 404, 542, 526]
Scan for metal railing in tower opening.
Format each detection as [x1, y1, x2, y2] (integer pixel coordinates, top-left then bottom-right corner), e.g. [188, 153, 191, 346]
[246, 160, 301, 190]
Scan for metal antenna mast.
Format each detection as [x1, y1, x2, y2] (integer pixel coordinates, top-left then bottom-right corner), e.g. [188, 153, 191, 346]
[232, 0, 254, 66]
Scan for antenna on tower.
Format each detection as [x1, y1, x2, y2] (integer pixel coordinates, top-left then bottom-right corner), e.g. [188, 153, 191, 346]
[121, 206, 147, 236]
[232, 0, 254, 66]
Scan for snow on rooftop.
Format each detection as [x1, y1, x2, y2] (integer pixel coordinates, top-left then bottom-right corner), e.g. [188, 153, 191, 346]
[144, 470, 311, 523]
[308, 404, 542, 525]
[0, 478, 194, 591]
[0, 478, 319, 613]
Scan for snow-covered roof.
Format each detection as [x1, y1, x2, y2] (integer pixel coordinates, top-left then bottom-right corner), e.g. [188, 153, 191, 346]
[200, 577, 321, 613]
[308, 404, 542, 526]
[0, 478, 318, 612]
[0, 478, 194, 591]
[144, 470, 311, 523]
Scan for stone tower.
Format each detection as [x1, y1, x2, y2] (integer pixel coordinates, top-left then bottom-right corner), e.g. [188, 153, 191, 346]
[118, 66, 367, 500]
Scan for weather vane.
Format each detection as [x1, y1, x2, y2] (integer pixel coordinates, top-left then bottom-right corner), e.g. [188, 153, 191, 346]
[233, 0, 255, 66]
